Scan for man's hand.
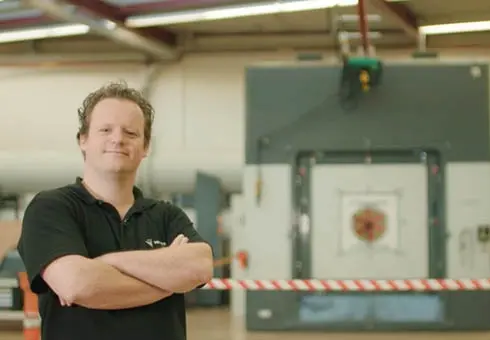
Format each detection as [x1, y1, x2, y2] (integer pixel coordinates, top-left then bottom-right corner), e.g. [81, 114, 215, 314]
[55, 238, 195, 309]
[59, 296, 70, 307]
[97, 235, 213, 293]
[170, 234, 189, 247]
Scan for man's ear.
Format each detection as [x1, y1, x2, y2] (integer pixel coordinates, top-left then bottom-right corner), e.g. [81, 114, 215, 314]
[78, 133, 87, 152]
[143, 145, 150, 158]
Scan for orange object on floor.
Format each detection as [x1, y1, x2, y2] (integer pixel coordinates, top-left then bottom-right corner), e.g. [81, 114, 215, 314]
[18, 272, 41, 340]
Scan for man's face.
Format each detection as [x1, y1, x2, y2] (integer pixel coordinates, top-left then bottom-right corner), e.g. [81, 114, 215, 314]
[79, 98, 148, 175]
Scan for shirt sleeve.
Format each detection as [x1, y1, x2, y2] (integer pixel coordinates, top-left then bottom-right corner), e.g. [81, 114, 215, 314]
[164, 203, 206, 244]
[164, 203, 214, 289]
[17, 191, 89, 294]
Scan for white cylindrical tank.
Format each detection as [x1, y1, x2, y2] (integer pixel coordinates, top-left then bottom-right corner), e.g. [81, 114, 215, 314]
[0, 151, 242, 194]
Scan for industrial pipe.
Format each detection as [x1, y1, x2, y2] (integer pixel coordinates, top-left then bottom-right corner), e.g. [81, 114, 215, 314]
[418, 31, 427, 52]
[21, 0, 177, 60]
[139, 63, 163, 198]
[357, 0, 370, 55]
[0, 151, 242, 194]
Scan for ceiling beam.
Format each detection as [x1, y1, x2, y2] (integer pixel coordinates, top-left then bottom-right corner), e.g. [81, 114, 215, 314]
[21, 0, 178, 60]
[65, 0, 177, 46]
[0, 0, 255, 34]
[369, 0, 419, 40]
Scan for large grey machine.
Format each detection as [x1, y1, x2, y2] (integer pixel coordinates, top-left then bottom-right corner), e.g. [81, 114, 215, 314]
[171, 172, 230, 308]
[0, 194, 24, 314]
[237, 60, 490, 331]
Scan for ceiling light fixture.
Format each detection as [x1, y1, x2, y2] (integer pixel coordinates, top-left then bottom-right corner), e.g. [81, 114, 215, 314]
[420, 21, 490, 35]
[0, 23, 89, 43]
[126, 0, 359, 27]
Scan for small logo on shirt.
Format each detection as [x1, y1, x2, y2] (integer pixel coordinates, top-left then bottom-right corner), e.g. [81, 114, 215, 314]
[145, 239, 167, 248]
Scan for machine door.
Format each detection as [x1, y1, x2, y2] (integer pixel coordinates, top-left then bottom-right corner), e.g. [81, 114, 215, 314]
[310, 163, 428, 279]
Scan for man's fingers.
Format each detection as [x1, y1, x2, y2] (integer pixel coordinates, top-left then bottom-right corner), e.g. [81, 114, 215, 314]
[171, 234, 184, 245]
[177, 235, 189, 245]
[171, 234, 189, 247]
[59, 297, 71, 307]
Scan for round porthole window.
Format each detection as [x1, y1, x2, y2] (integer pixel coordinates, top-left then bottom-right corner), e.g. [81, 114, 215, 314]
[352, 207, 386, 242]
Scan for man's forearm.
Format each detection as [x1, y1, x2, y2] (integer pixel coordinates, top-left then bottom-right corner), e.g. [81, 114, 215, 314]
[100, 243, 213, 293]
[69, 258, 172, 310]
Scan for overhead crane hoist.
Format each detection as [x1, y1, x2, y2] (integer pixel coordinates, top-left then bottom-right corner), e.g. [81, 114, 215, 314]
[338, 0, 383, 107]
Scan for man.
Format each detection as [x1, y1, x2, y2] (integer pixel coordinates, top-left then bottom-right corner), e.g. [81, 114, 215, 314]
[17, 81, 214, 340]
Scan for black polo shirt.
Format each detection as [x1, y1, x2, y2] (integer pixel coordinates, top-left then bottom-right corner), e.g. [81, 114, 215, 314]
[17, 178, 209, 340]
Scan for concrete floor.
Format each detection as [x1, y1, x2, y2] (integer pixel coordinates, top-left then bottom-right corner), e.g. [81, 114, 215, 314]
[1, 308, 490, 340]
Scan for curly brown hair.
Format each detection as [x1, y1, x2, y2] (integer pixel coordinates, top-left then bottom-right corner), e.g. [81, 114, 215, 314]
[76, 81, 154, 147]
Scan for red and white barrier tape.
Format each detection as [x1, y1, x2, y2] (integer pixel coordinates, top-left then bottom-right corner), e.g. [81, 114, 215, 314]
[202, 278, 490, 291]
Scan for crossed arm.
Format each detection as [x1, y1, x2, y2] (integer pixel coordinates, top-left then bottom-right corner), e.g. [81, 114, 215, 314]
[45, 235, 213, 310]
[17, 195, 214, 311]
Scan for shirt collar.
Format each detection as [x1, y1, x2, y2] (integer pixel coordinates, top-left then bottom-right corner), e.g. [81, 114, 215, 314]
[70, 177, 154, 212]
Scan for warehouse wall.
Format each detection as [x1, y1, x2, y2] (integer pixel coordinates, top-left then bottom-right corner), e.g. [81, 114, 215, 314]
[0, 54, 252, 194]
[0, 49, 489, 195]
